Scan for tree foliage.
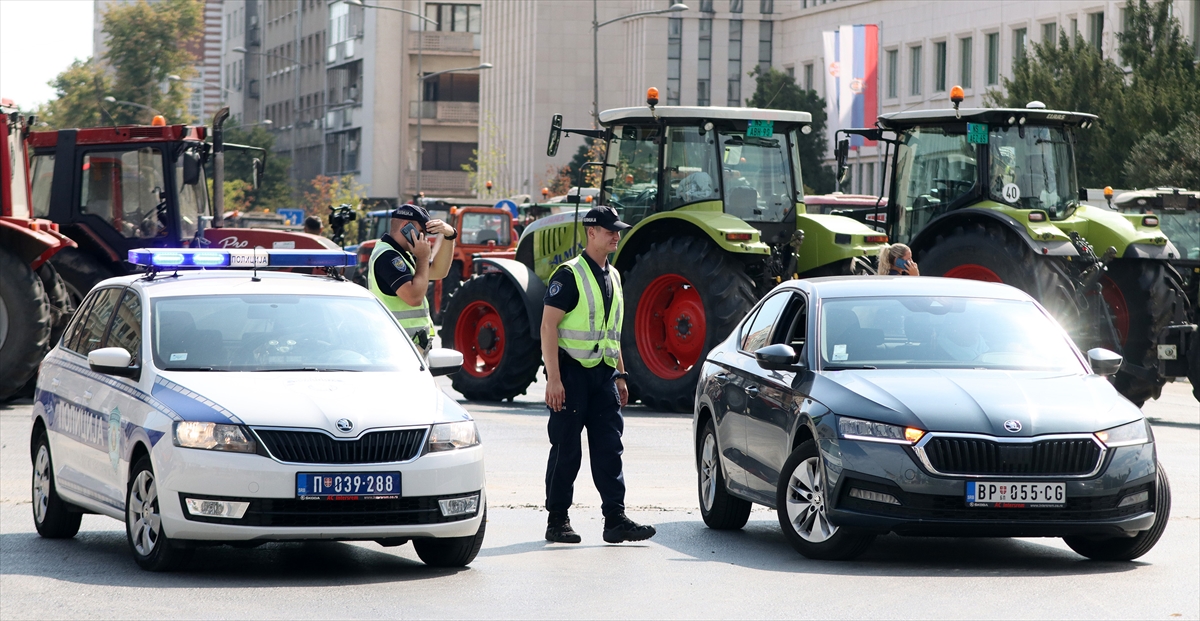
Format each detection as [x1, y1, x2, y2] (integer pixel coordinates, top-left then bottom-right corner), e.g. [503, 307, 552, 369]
[746, 66, 835, 194]
[221, 126, 293, 211]
[1124, 112, 1200, 188]
[299, 175, 368, 241]
[38, 59, 113, 129]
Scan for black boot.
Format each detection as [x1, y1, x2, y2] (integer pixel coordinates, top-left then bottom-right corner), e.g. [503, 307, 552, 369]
[602, 513, 656, 544]
[545, 511, 582, 544]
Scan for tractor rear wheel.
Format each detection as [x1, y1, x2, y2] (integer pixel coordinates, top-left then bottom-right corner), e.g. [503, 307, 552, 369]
[622, 237, 757, 412]
[442, 274, 541, 401]
[1104, 260, 1182, 406]
[49, 247, 115, 306]
[0, 249, 51, 402]
[37, 262, 75, 346]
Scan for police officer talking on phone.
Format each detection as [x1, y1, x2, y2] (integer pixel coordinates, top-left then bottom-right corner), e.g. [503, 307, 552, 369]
[541, 205, 656, 545]
[367, 204, 457, 354]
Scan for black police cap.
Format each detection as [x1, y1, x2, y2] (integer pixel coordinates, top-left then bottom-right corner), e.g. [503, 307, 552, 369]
[390, 203, 431, 228]
[581, 205, 631, 231]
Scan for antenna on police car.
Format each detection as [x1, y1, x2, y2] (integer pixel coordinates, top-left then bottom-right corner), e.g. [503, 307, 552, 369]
[251, 247, 262, 282]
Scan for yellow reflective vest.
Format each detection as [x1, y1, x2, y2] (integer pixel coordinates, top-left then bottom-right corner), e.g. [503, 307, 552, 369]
[553, 256, 622, 368]
[367, 238, 435, 344]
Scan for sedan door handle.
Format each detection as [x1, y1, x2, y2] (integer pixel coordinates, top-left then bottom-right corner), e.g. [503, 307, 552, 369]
[51, 377, 61, 387]
[714, 373, 731, 382]
[82, 390, 93, 400]
[745, 385, 760, 397]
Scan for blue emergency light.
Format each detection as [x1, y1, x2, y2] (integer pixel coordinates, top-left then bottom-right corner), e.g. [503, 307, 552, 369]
[128, 248, 357, 269]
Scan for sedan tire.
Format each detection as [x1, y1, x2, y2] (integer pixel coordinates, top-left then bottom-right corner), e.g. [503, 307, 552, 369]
[697, 418, 751, 530]
[1063, 463, 1171, 561]
[126, 457, 193, 571]
[776, 440, 874, 561]
[31, 431, 82, 539]
[413, 507, 487, 567]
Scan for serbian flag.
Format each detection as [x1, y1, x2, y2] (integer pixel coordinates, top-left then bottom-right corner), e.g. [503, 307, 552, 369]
[823, 24, 878, 151]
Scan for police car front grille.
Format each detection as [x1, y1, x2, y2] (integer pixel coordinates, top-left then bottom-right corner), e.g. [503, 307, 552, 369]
[253, 428, 426, 464]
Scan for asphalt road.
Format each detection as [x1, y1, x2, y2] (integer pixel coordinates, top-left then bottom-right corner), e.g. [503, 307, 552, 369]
[1, 379, 1196, 620]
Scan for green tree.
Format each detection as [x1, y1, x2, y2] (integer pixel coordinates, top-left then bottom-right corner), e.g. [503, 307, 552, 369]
[746, 66, 835, 194]
[463, 114, 514, 199]
[1117, 0, 1200, 143]
[37, 59, 113, 129]
[1124, 112, 1200, 188]
[221, 126, 293, 211]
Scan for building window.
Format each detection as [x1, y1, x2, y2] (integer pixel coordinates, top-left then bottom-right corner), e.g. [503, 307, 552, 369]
[668, 17, 682, 105]
[424, 3, 481, 33]
[730, 0, 742, 13]
[758, 20, 773, 72]
[698, 18, 712, 105]
[986, 32, 999, 85]
[423, 72, 479, 102]
[421, 141, 478, 171]
[760, 0, 773, 14]
[959, 37, 972, 88]
[1013, 27, 1027, 61]
[699, 0, 714, 13]
[803, 62, 813, 90]
[909, 45, 922, 96]
[886, 49, 898, 98]
[328, 1, 363, 45]
[325, 129, 361, 175]
[1071, 17, 1079, 40]
[1042, 22, 1057, 47]
[728, 20, 743, 106]
[1087, 12, 1104, 50]
[1193, 0, 1199, 60]
[863, 162, 875, 195]
[933, 41, 947, 91]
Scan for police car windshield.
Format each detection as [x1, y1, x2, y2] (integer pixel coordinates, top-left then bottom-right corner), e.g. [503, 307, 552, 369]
[151, 295, 422, 372]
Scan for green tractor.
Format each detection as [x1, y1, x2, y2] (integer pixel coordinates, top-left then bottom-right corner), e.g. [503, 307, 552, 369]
[442, 93, 887, 411]
[836, 99, 1193, 406]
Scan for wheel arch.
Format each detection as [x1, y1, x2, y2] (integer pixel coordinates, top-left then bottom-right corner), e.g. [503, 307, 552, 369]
[128, 440, 151, 469]
[791, 421, 815, 452]
[468, 258, 546, 339]
[694, 404, 713, 453]
[613, 214, 765, 275]
[909, 208, 1076, 259]
[30, 415, 48, 460]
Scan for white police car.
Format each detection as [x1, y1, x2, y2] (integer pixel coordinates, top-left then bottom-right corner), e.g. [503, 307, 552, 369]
[31, 249, 485, 571]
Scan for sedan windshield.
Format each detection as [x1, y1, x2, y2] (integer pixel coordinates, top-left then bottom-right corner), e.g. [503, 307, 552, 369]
[152, 295, 422, 372]
[819, 296, 1083, 371]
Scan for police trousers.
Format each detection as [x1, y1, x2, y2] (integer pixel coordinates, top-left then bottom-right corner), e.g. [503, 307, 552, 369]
[544, 359, 625, 517]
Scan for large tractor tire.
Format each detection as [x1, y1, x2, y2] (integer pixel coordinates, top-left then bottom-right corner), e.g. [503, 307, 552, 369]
[441, 274, 541, 401]
[622, 237, 757, 412]
[49, 247, 115, 305]
[36, 262, 75, 346]
[0, 249, 52, 402]
[1103, 260, 1184, 406]
[1187, 330, 1200, 403]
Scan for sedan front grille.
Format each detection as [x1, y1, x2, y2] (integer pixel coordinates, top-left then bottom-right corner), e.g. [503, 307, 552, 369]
[254, 428, 426, 464]
[921, 436, 1102, 477]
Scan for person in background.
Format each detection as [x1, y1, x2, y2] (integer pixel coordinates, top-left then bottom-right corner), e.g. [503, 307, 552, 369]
[303, 216, 323, 236]
[878, 243, 919, 276]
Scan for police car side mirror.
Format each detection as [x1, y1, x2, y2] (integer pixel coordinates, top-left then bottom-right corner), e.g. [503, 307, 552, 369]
[88, 347, 140, 379]
[1087, 348, 1122, 376]
[428, 348, 464, 377]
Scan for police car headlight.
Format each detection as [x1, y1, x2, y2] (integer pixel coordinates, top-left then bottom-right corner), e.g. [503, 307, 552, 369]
[426, 421, 480, 453]
[173, 422, 257, 453]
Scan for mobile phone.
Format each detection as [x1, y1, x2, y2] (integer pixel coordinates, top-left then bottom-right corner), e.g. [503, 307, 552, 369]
[894, 258, 909, 270]
[400, 222, 418, 246]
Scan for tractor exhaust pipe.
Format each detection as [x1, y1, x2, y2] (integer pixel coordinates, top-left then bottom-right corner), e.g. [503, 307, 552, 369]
[211, 106, 230, 228]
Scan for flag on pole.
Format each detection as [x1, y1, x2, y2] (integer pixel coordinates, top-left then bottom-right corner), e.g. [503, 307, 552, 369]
[823, 24, 878, 153]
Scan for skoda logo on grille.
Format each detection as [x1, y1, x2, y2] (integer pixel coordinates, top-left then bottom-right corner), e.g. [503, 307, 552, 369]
[1003, 419, 1022, 433]
[335, 418, 354, 433]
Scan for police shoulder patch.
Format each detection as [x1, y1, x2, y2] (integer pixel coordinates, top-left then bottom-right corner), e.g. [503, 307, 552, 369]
[548, 281, 562, 297]
[391, 256, 408, 273]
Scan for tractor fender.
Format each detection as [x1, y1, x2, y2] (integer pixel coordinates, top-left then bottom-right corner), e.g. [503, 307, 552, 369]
[909, 207, 1079, 258]
[0, 218, 76, 269]
[793, 213, 889, 273]
[612, 210, 769, 274]
[471, 257, 546, 339]
[1053, 204, 1174, 259]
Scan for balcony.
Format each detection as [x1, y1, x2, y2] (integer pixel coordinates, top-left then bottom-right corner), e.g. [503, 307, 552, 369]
[408, 101, 480, 124]
[408, 31, 480, 54]
[405, 170, 472, 194]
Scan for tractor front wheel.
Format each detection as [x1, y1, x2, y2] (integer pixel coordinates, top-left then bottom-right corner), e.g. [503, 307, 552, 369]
[1104, 260, 1184, 406]
[622, 237, 757, 412]
[441, 274, 541, 401]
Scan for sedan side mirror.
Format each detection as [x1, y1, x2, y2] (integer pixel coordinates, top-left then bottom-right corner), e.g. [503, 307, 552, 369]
[1087, 347, 1122, 376]
[428, 347, 464, 377]
[754, 343, 806, 371]
[88, 347, 139, 379]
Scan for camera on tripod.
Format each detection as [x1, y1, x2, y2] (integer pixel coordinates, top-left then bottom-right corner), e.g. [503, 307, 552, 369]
[327, 203, 357, 246]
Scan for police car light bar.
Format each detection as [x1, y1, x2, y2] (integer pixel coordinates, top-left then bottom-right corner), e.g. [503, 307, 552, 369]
[128, 248, 357, 269]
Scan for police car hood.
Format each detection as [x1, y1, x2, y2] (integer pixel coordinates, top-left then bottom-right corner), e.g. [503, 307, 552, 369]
[155, 370, 470, 434]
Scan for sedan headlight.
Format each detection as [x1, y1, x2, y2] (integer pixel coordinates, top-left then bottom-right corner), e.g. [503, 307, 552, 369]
[173, 421, 257, 453]
[1096, 419, 1150, 447]
[426, 421, 480, 453]
[838, 416, 925, 445]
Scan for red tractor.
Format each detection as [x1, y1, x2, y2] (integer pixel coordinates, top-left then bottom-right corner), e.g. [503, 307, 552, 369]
[25, 108, 338, 302]
[0, 100, 76, 400]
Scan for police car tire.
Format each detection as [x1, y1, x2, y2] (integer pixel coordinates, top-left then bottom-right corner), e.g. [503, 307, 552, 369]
[413, 507, 487, 567]
[698, 419, 752, 530]
[621, 237, 757, 412]
[1064, 463, 1171, 561]
[125, 457, 194, 571]
[31, 431, 82, 539]
[443, 275, 541, 401]
[1107, 260, 1179, 407]
[0, 248, 51, 402]
[49, 247, 115, 306]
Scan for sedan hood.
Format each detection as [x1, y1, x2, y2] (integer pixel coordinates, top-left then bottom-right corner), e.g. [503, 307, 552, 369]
[153, 371, 469, 436]
[813, 369, 1143, 436]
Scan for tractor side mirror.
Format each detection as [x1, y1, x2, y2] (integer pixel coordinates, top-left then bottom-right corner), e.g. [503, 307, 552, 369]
[182, 151, 201, 186]
[251, 158, 264, 189]
[835, 138, 851, 187]
[547, 114, 563, 157]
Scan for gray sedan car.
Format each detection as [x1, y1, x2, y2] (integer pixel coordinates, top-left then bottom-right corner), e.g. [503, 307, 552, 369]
[693, 276, 1170, 561]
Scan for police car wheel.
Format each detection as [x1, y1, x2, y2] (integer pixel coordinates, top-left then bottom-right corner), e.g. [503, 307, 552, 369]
[412, 507, 487, 567]
[125, 457, 193, 571]
[31, 431, 82, 539]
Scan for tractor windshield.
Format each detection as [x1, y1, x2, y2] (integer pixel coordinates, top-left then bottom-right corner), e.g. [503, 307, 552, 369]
[459, 211, 511, 246]
[175, 155, 209, 240]
[603, 125, 661, 225]
[988, 125, 1078, 219]
[719, 129, 799, 223]
[893, 126, 978, 243]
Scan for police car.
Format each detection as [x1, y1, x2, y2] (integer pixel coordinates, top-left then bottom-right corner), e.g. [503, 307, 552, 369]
[31, 248, 485, 571]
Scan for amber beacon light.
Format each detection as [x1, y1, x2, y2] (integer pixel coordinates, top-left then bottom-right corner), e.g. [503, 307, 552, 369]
[647, 87, 660, 108]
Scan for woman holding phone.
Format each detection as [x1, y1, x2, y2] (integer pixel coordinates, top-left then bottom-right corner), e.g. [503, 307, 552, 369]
[878, 243, 919, 276]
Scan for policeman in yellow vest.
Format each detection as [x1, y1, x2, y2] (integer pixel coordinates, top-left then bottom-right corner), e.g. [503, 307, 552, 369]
[541, 205, 656, 545]
[367, 204, 457, 354]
